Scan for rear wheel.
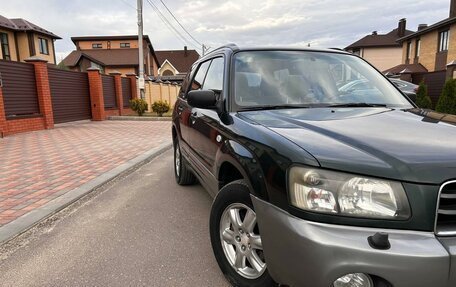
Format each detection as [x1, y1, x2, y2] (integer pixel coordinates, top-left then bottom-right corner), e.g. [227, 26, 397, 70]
[174, 140, 197, 185]
[210, 180, 276, 287]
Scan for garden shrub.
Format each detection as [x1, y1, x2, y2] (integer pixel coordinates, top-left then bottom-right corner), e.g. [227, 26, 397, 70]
[130, 98, 148, 116]
[436, 79, 456, 115]
[151, 100, 170, 117]
[415, 81, 433, 109]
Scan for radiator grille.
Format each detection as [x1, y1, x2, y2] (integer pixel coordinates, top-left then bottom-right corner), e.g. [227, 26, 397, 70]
[436, 181, 456, 236]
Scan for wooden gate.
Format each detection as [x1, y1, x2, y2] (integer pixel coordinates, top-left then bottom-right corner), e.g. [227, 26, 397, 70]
[48, 68, 91, 124]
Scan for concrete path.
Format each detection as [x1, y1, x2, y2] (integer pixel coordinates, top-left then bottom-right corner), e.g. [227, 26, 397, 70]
[0, 120, 171, 242]
[0, 149, 229, 287]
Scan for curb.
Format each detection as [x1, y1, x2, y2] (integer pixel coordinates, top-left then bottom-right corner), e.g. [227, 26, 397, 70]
[0, 141, 173, 245]
[108, 116, 172, 121]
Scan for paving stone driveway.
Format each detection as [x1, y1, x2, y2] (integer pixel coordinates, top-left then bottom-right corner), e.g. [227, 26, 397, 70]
[0, 120, 171, 227]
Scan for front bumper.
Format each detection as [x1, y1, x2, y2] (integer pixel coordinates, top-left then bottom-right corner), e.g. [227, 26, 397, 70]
[251, 195, 456, 287]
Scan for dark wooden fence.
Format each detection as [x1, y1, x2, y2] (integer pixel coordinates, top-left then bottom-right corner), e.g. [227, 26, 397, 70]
[102, 75, 117, 109]
[121, 77, 132, 107]
[48, 68, 92, 124]
[0, 60, 39, 117]
[413, 71, 447, 106]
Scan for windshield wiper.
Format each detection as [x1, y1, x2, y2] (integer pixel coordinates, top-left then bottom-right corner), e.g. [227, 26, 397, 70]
[325, 103, 389, 108]
[239, 104, 312, 111]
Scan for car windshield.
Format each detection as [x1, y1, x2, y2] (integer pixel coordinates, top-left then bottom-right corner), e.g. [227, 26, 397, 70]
[233, 50, 413, 110]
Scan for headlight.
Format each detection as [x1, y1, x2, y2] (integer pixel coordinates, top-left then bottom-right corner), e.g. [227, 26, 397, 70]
[289, 166, 410, 220]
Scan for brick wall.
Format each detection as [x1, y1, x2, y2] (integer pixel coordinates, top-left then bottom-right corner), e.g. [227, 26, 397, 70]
[0, 58, 139, 137]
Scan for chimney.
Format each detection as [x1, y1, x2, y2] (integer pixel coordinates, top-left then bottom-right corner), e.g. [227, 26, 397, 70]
[372, 31, 378, 35]
[451, 0, 456, 18]
[184, 46, 188, 57]
[398, 18, 406, 37]
[418, 24, 428, 31]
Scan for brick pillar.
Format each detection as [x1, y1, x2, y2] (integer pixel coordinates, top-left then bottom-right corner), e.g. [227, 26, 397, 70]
[0, 86, 6, 137]
[126, 74, 138, 99]
[25, 56, 54, 129]
[87, 67, 105, 121]
[110, 71, 123, 116]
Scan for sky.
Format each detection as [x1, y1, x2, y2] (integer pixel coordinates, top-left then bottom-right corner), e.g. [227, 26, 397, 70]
[0, 0, 452, 62]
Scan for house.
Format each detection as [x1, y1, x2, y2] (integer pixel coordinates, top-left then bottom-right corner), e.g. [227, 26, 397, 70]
[0, 15, 61, 64]
[385, 0, 456, 104]
[345, 19, 414, 71]
[61, 35, 160, 77]
[392, 0, 456, 75]
[155, 46, 200, 82]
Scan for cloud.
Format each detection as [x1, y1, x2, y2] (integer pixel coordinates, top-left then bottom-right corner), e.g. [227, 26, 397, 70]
[0, 0, 451, 57]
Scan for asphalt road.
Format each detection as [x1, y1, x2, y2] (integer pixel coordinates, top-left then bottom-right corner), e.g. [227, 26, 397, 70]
[0, 149, 230, 287]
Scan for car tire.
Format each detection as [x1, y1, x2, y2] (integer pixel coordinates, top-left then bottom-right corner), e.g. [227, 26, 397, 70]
[174, 140, 197, 185]
[210, 180, 276, 287]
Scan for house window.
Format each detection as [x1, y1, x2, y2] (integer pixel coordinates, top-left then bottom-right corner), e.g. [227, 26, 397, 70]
[38, 38, 49, 55]
[120, 43, 130, 48]
[0, 33, 10, 60]
[92, 43, 103, 49]
[352, 49, 361, 56]
[439, 30, 449, 52]
[415, 39, 421, 58]
[406, 41, 412, 61]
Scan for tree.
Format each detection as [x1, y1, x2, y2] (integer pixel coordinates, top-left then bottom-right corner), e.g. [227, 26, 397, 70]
[415, 81, 433, 109]
[436, 79, 456, 114]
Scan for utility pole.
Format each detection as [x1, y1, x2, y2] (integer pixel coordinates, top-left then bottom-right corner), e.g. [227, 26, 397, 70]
[202, 44, 208, 56]
[137, 0, 145, 99]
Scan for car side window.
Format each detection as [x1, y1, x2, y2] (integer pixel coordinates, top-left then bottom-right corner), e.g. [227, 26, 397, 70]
[202, 57, 224, 93]
[191, 60, 211, 91]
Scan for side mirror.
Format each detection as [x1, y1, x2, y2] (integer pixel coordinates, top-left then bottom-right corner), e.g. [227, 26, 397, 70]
[187, 90, 217, 109]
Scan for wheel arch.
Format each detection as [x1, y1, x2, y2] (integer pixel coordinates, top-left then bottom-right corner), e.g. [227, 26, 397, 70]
[216, 140, 269, 200]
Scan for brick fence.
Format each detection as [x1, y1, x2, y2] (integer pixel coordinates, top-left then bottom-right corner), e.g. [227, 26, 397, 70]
[0, 57, 138, 137]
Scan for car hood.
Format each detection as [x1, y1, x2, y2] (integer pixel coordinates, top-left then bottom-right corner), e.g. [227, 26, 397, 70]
[240, 108, 456, 184]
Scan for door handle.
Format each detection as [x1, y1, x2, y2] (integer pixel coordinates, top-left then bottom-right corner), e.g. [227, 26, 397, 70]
[190, 111, 197, 125]
[177, 105, 184, 115]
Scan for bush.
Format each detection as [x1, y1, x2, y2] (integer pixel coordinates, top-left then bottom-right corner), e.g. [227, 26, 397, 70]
[436, 79, 456, 115]
[151, 100, 170, 117]
[415, 81, 433, 109]
[130, 98, 148, 116]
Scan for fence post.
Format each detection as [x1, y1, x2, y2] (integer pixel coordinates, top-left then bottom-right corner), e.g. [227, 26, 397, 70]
[0, 85, 6, 137]
[87, 67, 105, 121]
[110, 71, 123, 116]
[447, 61, 456, 79]
[24, 56, 54, 129]
[126, 74, 138, 99]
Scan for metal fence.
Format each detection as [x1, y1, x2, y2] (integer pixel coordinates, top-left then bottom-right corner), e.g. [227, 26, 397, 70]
[121, 77, 132, 108]
[0, 60, 39, 117]
[102, 74, 117, 109]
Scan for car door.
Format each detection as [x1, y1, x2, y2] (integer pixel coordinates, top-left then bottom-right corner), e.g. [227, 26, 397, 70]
[175, 60, 211, 153]
[189, 57, 225, 174]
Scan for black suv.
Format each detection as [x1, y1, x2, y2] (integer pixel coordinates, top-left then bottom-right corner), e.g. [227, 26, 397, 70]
[172, 44, 456, 287]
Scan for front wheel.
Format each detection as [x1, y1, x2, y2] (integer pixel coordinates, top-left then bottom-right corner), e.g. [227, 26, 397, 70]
[210, 180, 276, 287]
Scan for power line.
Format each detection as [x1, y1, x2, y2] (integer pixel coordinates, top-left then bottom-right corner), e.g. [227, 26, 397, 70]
[145, 0, 200, 51]
[157, 0, 202, 46]
[118, 0, 137, 10]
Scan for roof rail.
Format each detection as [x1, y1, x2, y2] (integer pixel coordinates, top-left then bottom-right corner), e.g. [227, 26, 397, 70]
[206, 43, 239, 54]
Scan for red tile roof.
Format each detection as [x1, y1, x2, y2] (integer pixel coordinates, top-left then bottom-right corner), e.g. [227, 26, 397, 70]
[155, 49, 200, 74]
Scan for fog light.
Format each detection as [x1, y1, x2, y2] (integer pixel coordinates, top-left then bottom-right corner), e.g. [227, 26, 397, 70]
[333, 273, 373, 287]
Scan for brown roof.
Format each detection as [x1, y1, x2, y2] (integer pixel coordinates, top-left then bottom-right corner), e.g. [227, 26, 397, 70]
[383, 63, 428, 74]
[71, 35, 159, 65]
[62, 49, 143, 67]
[398, 17, 456, 42]
[155, 49, 200, 73]
[345, 28, 414, 50]
[0, 15, 61, 39]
